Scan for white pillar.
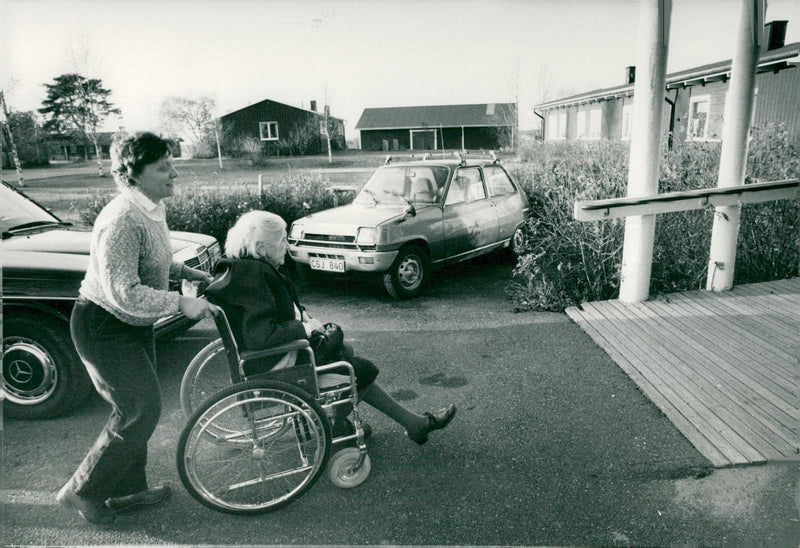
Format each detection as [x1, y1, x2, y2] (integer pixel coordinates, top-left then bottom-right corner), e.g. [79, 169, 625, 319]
[619, 0, 672, 303]
[706, 0, 765, 291]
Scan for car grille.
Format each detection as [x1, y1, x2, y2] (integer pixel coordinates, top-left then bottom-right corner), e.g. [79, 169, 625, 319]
[169, 243, 221, 292]
[308, 252, 346, 260]
[183, 247, 213, 273]
[294, 233, 358, 250]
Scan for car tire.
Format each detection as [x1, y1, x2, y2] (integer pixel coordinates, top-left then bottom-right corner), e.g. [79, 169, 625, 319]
[2, 314, 92, 420]
[383, 245, 428, 299]
[510, 224, 527, 256]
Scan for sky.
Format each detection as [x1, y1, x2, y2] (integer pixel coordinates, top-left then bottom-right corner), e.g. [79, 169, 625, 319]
[3, 0, 800, 141]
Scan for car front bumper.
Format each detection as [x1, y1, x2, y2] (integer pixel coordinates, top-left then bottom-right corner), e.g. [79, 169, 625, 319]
[288, 245, 398, 273]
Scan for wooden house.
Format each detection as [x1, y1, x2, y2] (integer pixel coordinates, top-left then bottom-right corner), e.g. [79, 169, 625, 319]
[355, 103, 517, 151]
[214, 98, 345, 156]
[535, 21, 799, 145]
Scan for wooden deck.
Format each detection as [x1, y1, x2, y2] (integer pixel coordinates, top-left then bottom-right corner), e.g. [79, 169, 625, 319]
[565, 277, 799, 467]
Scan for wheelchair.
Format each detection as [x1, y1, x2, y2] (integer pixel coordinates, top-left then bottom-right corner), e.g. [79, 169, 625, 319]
[176, 308, 371, 515]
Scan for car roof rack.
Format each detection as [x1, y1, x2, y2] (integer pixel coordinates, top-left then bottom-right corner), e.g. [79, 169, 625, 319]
[384, 150, 498, 166]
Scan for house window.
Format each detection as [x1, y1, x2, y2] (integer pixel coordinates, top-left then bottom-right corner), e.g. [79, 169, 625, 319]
[259, 121, 279, 141]
[687, 96, 710, 141]
[577, 108, 602, 140]
[621, 104, 633, 140]
[548, 111, 567, 140]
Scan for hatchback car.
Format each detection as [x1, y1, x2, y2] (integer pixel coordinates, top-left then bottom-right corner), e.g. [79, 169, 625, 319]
[288, 152, 529, 298]
[1, 180, 222, 419]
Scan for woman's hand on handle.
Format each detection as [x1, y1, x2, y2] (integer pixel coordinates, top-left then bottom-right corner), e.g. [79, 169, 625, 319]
[179, 296, 215, 320]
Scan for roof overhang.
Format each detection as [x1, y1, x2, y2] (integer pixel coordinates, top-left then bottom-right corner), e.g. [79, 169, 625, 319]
[535, 43, 800, 111]
[358, 123, 514, 131]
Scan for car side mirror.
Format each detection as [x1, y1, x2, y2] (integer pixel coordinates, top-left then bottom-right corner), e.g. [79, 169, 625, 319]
[398, 204, 416, 222]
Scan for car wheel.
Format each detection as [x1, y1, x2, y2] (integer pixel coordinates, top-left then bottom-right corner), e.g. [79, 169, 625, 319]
[383, 245, 428, 299]
[2, 315, 92, 419]
[510, 224, 527, 256]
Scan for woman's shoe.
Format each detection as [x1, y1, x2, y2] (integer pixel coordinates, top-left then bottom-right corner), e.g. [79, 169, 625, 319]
[56, 485, 117, 525]
[105, 484, 172, 513]
[407, 404, 457, 445]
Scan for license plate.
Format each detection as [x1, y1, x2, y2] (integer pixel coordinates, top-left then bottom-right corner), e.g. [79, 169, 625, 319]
[309, 257, 345, 272]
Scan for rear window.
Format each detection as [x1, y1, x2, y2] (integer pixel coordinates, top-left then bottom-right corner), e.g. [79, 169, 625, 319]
[483, 166, 516, 197]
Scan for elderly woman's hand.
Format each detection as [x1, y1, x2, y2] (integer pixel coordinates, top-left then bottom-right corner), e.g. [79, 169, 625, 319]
[179, 296, 215, 320]
[183, 265, 214, 285]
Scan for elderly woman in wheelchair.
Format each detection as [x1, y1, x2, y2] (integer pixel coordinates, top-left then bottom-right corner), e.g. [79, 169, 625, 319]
[176, 210, 455, 515]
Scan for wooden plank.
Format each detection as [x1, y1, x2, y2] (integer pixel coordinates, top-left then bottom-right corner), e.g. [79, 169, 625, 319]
[579, 302, 751, 465]
[584, 301, 767, 464]
[643, 298, 796, 415]
[737, 279, 800, 307]
[568, 306, 733, 467]
[732, 282, 800, 317]
[608, 300, 795, 456]
[567, 279, 800, 464]
[661, 293, 796, 382]
[693, 287, 800, 340]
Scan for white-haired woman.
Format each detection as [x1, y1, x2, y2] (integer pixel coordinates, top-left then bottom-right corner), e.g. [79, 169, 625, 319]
[57, 132, 215, 525]
[206, 210, 456, 444]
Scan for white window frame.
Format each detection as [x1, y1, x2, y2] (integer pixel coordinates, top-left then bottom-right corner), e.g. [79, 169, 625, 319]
[687, 95, 710, 142]
[548, 111, 567, 141]
[621, 103, 633, 141]
[259, 121, 279, 141]
[588, 109, 601, 140]
[576, 111, 586, 140]
[577, 107, 602, 140]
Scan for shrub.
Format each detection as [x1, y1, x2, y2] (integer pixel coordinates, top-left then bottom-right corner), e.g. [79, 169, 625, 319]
[510, 125, 799, 311]
[74, 171, 350, 247]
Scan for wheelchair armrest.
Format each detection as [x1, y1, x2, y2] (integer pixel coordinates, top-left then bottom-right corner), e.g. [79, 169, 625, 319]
[240, 339, 310, 361]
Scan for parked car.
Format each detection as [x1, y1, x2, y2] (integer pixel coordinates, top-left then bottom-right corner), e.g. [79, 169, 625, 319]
[1, 180, 222, 419]
[288, 152, 530, 298]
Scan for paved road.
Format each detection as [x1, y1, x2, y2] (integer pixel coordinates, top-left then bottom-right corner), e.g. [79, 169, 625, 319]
[4, 255, 798, 546]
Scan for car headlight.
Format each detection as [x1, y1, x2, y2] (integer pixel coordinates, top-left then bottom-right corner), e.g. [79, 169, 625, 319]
[289, 224, 304, 239]
[355, 227, 378, 246]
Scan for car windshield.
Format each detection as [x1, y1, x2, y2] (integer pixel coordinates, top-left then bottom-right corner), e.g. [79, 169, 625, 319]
[354, 166, 450, 206]
[1, 183, 64, 234]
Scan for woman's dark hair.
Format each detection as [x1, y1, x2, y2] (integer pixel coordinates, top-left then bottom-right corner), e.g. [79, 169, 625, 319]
[110, 131, 175, 190]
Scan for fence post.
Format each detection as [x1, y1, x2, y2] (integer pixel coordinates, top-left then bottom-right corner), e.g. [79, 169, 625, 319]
[619, 0, 672, 303]
[706, 0, 764, 291]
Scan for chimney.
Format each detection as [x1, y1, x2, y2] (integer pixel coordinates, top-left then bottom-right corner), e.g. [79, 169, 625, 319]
[763, 20, 787, 52]
[310, 100, 317, 112]
[625, 66, 636, 84]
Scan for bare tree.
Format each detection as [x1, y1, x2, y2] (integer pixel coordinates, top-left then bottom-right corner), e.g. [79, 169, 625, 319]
[159, 96, 216, 145]
[1, 91, 26, 186]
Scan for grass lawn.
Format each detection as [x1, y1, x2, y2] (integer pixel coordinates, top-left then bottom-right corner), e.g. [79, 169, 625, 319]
[10, 150, 391, 224]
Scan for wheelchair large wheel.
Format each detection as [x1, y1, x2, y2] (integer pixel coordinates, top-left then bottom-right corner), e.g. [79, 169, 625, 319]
[180, 338, 231, 418]
[177, 379, 332, 515]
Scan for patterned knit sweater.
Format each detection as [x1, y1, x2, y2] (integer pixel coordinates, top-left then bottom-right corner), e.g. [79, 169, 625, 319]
[79, 189, 182, 326]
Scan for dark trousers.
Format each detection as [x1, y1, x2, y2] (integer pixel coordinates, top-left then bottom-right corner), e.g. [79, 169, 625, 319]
[66, 297, 162, 503]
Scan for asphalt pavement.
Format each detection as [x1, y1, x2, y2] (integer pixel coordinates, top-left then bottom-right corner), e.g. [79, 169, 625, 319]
[4, 256, 798, 546]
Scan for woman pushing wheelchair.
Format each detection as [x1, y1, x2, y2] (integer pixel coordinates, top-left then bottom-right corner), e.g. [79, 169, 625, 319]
[204, 209, 456, 445]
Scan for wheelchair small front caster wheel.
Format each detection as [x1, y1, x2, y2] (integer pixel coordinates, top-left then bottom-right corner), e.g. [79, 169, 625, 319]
[328, 447, 370, 488]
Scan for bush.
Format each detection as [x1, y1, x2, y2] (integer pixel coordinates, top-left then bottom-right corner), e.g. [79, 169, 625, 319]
[510, 125, 799, 311]
[74, 171, 350, 247]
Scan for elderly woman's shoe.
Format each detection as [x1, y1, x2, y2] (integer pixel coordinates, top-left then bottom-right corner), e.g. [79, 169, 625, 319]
[56, 485, 117, 525]
[105, 484, 172, 513]
[406, 404, 457, 445]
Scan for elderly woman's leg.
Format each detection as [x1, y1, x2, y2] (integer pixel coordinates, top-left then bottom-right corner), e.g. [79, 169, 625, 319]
[359, 382, 456, 445]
